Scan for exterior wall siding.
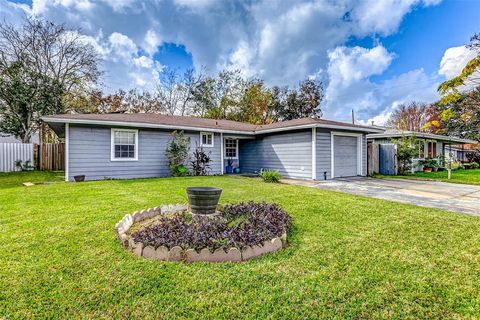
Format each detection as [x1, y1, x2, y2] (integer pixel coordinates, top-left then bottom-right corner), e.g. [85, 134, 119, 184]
[68, 125, 222, 181]
[315, 129, 331, 180]
[239, 130, 312, 179]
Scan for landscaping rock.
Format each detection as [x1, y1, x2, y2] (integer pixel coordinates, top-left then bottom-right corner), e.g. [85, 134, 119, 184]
[155, 246, 169, 260]
[120, 234, 129, 248]
[122, 214, 133, 231]
[241, 244, 265, 261]
[185, 248, 202, 262]
[160, 205, 170, 214]
[226, 247, 242, 262]
[168, 246, 183, 261]
[132, 211, 143, 223]
[280, 233, 287, 244]
[133, 242, 143, 256]
[262, 238, 282, 254]
[142, 245, 156, 259]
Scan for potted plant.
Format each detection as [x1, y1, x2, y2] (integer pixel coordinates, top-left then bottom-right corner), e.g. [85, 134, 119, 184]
[225, 158, 234, 174]
[421, 159, 437, 173]
[74, 175, 85, 182]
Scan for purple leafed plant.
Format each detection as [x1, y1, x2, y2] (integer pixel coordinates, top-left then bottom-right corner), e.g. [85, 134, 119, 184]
[131, 202, 292, 252]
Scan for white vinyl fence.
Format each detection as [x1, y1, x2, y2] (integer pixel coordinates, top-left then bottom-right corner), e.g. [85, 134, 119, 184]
[0, 143, 34, 172]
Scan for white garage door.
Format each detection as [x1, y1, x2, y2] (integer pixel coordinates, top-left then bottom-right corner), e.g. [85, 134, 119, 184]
[334, 136, 358, 178]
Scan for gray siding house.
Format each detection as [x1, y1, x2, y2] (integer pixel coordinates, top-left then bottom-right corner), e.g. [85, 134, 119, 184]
[367, 130, 476, 171]
[43, 114, 382, 182]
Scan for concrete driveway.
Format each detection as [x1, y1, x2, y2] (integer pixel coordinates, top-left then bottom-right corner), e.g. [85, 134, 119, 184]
[285, 177, 480, 216]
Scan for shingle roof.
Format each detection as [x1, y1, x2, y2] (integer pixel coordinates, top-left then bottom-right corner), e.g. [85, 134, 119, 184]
[42, 113, 382, 134]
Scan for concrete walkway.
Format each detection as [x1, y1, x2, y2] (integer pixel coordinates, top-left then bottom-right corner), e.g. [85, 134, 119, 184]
[284, 177, 480, 216]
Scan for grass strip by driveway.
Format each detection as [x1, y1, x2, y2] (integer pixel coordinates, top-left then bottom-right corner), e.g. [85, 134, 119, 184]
[1, 173, 480, 319]
[377, 169, 480, 186]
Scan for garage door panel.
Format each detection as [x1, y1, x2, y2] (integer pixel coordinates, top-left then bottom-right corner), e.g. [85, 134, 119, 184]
[334, 136, 358, 178]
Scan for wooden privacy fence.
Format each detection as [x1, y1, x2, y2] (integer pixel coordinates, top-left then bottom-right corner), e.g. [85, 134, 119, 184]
[38, 143, 65, 171]
[0, 143, 34, 172]
[368, 142, 398, 176]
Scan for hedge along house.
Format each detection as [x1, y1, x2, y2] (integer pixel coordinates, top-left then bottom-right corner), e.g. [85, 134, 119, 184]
[42, 114, 383, 182]
[367, 130, 476, 171]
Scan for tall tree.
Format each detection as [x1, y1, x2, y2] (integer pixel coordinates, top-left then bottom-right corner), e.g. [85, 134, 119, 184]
[438, 32, 480, 105]
[0, 17, 101, 142]
[386, 102, 434, 132]
[191, 69, 246, 119]
[279, 79, 324, 120]
[436, 86, 480, 141]
[235, 80, 273, 124]
[0, 61, 64, 142]
[0, 17, 101, 95]
[157, 68, 204, 116]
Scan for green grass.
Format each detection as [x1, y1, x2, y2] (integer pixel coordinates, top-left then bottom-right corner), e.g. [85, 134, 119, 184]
[380, 169, 480, 186]
[1, 172, 480, 319]
[0, 170, 64, 189]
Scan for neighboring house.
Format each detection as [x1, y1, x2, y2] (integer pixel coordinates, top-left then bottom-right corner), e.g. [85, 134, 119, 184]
[445, 144, 479, 163]
[0, 132, 40, 144]
[42, 114, 383, 182]
[367, 130, 476, 171]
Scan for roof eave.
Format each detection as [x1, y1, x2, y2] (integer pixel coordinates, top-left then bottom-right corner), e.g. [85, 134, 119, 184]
[42, 117, 256, 135]
[367, 132, 477, 144]
[42, 116, 384, 135]
[255, 123, 383, 134]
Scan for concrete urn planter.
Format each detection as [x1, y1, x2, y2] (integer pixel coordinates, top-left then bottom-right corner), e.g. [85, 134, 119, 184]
[187, 187, 222, 215]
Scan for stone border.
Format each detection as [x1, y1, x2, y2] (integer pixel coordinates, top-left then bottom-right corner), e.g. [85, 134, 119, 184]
[114, 204, 287, 263]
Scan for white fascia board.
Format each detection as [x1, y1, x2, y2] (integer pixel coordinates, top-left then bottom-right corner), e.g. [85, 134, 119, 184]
[43, 117, 384, 135]
[42, 117, 256, 136]
[367, 132, 476, 144]
[255, 124, 382, 134]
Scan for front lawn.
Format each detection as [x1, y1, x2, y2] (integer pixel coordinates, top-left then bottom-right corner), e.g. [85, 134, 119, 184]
[382, 169, 480, 186]
[1, 172, 480, 318]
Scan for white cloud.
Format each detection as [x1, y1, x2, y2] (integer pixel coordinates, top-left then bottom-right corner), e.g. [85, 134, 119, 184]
[327, 45, 393, 89]
[350, 0, 440, 36]
[0, 0, 445, 121]
[439, 45, 477, 79]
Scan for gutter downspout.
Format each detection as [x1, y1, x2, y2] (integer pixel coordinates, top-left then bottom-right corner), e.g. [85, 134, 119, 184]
[65, 123, 69, 182]
[312, 127, 317, 180]
[220, 133, 224, 174]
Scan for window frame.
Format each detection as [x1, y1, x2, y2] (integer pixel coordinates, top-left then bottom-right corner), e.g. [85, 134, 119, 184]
[427, 141, 437, 158]
[200, 132, 214, 148]
[224, 138, 238, 159]
[111, 128, 139, 161]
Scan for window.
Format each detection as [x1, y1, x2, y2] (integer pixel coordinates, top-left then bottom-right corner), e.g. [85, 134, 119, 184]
[225, 138, 238, 159]
[427, 141, 437, 158]
[111, 129, 138, 161]
[200, 132, 214, 147]
[418, 142, 425, 159]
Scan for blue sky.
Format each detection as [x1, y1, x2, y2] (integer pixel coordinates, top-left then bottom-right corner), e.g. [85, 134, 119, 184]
[1, 0, 479, 124]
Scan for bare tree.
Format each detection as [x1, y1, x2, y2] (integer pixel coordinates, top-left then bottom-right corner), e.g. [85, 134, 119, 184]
[386, 102, 433, 132]
[156, 68, 204, 116]
[0, 17, 101, 95]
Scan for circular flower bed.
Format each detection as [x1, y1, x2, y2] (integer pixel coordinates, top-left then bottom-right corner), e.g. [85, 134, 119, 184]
[115, 202, 292, 263]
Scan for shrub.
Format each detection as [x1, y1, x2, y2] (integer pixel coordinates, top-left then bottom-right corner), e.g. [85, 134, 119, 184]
[259, 169, 282, 183]
[191, 147, 211, 176]
[393, 135, 419, 174]
[131, 202, 292, 251]
[165, 131, 190, 176]
[14, 159, 34, 171]
[470, 161, 479, 169]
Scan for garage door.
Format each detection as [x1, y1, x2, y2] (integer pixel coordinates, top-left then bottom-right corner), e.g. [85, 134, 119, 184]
[334, 136, 358, 178]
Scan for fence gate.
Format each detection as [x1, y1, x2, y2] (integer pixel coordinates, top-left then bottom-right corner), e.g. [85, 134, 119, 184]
[0, 143, 34, 172]
[379, 144, 397, 175]
[39, 143, 65, 171]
